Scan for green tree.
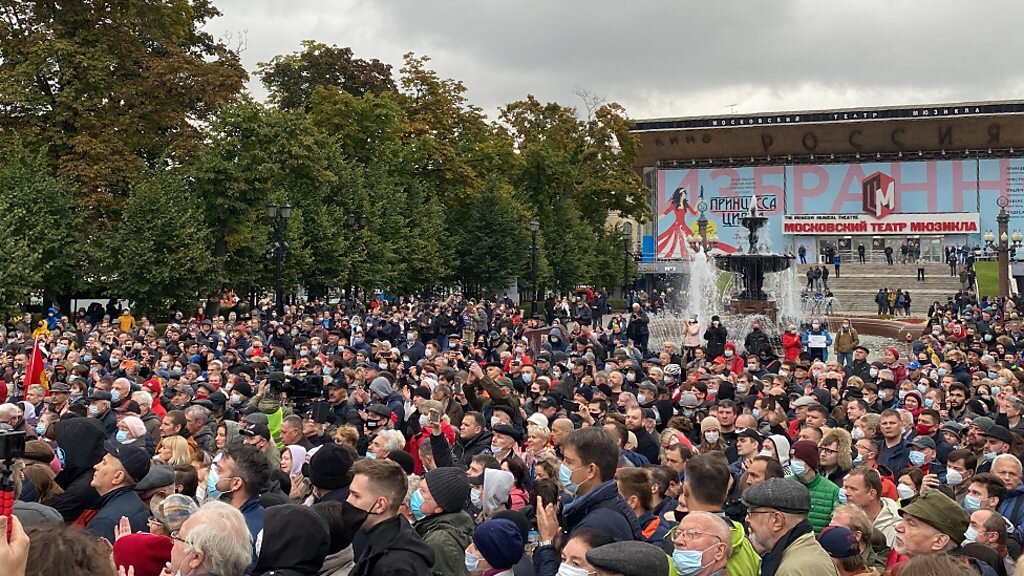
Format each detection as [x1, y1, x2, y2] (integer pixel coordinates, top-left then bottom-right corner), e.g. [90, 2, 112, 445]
[0, 138, 81, 312]
[258, 41, 396, 111]
[111, 170, 214, 316]
[455, 181, 532, 295]
[0, 0, 246, 222]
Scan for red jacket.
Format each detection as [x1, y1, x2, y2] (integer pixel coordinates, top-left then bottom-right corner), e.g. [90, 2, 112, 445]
[406, 423, 456, 475]
[782, 332, 802, 362]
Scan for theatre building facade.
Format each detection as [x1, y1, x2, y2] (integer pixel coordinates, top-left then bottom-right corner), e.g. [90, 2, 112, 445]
[629, 102, 1024, 269]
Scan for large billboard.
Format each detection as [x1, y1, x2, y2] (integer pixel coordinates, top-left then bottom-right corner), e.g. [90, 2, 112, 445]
[655, 158, 1024, 260]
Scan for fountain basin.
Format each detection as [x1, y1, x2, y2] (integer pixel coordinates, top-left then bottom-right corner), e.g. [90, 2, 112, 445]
[714, 254, 796, 300]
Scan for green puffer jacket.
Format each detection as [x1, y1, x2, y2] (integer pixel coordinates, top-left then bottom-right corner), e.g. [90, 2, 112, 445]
[792, 473, 840, 534]
[415, 510, 474, 576]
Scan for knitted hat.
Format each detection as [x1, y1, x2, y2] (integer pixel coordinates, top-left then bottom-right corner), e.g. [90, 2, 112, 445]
[585, 541, 669, 576]
[113, 533, 173, 576]
[369, 377, 392, 399]
[154, 493, 198, 533]
[741, 478, 811, 514]
[309, 444, 353, 490]
[424, 467, 471, 513]
[790, 440, 819, 470]
[700, 417, 721, 434]
[473, 519, 524, 570]
[121, 415, 146, 440]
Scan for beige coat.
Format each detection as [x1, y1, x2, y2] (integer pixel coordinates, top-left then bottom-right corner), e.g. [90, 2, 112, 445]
[777, 531, 840, 576]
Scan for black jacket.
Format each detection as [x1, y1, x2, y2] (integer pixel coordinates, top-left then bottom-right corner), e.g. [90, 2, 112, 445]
[47, 417, 107, 521]
[352, 515, 434, 576]
[452, 430, 493, 470]
[85, 486, 150, 542]
[255, 504, 330, 576]
[704, 324, 728, 358]
[632, 428, 661, 465]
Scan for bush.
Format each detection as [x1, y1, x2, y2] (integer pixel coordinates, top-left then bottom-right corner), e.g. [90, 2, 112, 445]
[607, 297, 628, 312]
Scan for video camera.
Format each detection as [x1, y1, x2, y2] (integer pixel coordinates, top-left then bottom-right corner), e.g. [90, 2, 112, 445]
[266, 372, 324, 413]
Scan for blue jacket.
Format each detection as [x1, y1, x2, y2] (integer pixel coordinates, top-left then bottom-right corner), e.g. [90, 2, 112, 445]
[85, 487, 149, 543]
[562, 480, 642, 542]
[239, 495, 265, 543]
[999, 482, 1024, 543]
[878, 440, 909, 478]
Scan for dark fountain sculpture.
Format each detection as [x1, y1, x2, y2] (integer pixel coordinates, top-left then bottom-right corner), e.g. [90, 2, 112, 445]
[714, 195, 794, 320]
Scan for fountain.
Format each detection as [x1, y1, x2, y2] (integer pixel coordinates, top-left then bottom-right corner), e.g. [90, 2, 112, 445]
[714, 195, 795, 320]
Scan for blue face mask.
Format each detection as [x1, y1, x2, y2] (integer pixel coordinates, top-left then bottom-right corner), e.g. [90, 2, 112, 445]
[322, 366, 332, 376]
[924, 398, 935, 408]
[916, 384, 927, 395]
[559, 463, 579, 495]
[410, 489, 425, 520]
[465, 550, 480, 573]
[908, 450, 926, 466]
[837, 488, 848, 504]
[751, 409, 761, 420]
[365, 451, 378, 460]
[853, 454, 864, 466]
[116, 429, 129, 443]
[206, 466, 223, 501]
[35, 422, 46, 436]
[937, 368, 947, 377]
[522, 373, 533, 384]
[88, 404, 100, 416]
[984, 451, 998, 462]
[789, 459, 807, 477]
[470, 487, 482, 507]
[110, 389, 121, 403]
[672, 547, 712, 576]
[963, 494, 982, 514]
[992, 386, 1001, 395]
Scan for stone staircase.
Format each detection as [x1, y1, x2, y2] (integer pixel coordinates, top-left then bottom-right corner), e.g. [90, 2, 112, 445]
[794, 263, 964, 316]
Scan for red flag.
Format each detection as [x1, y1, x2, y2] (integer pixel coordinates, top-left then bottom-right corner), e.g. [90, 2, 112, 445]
[26, 340, 47, 391]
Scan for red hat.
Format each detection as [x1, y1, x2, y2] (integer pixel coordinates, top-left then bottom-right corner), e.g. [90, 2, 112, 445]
[113, 533, 172, 576]
[887, 347, 899, 361]
[713, 356, 727, 364]
[791, 440, 820, 470]
[142, 379, 161, 395]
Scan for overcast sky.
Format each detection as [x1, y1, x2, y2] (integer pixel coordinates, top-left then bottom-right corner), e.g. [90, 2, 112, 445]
[205, 1, 1024, 122]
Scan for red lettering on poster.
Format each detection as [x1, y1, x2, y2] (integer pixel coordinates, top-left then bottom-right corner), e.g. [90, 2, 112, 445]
[833, 163, 868, 214]
[792, 165, 829, 214]
[754, 166, 785, 214]
[891, 161, 937, 213]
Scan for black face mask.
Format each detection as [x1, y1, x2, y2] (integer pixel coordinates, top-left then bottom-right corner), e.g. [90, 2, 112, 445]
[342, 500, 371, 533]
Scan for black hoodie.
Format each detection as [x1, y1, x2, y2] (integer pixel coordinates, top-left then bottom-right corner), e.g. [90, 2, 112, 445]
[351, 515, 434, 576]
[46, 416, 107, 521]
[255, 504, 330, 576]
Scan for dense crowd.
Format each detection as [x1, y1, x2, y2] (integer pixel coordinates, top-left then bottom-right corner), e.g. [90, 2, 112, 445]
[2, 291, 1024, 576]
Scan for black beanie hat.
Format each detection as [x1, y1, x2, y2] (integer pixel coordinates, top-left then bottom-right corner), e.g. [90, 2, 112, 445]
[309, 444, 353, 490]
[386, 450, 415, 475]
[424, 467, 471, 513]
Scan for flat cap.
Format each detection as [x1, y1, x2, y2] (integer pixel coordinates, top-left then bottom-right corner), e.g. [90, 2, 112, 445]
[791, 396, 817, 408]
[585, 541, 669, 576]
[741, 478, 811, 514]
[909, 436, 936, 450]
[898, 489, 969, 542]
[982, 425, 1013, 445]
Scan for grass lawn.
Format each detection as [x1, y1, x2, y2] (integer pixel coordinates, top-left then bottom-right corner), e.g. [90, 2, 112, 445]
[975, 261, 999, 297]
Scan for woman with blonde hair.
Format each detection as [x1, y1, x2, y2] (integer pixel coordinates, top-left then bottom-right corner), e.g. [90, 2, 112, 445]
[157, 435, 192, 466]
[524, 423, 554, 468]
[333, 424, 360, 449]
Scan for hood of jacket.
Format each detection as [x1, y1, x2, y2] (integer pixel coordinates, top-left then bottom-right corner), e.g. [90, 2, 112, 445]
[255, 504, 330, 576]
[462, 429, 493, 452]
[319, 545, 354, 576]
[53, 417, 107, 489]
[415, 508, 475, 539]
[769, 434, 791, 467]
[482, 468, 514, 515]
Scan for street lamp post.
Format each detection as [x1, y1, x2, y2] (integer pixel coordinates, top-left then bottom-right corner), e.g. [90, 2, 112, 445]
[998, 196, 1010, 298]
[529, 219, 540, 318]
[347, 212, 369, 302]
[622, 221, 633, 301]
[687, 186, 719, 253]
[267, 203, 292, 316]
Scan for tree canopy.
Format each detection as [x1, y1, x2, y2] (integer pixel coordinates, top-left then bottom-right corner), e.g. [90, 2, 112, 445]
[0, 4, 646, 315]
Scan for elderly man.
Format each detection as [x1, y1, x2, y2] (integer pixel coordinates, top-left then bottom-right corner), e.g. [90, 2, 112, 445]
[992, 454, 1024, 542]
[892, 490, 969, 561]
[87, 390, 118, 436]
[85, 440, 152, 542]
[966, 507, 1016, 575]
[166, 500, 253, 576]
[671, 511, 732, 576]
[741, 478, 838, 576]
[184, 405, 215, 453]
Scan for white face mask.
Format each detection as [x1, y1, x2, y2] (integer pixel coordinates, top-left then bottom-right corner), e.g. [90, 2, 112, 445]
[704, 431, 719, 444]
[557, 562, 592, 576]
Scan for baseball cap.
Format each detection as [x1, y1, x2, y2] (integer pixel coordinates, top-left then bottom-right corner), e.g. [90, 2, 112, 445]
[104, 440, 152, 484]
[240, 423, 271, 441]
[819, 526, 861, 559]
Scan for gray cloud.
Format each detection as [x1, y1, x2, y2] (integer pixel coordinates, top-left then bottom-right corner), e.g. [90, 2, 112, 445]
[206, 0, 1024, 121]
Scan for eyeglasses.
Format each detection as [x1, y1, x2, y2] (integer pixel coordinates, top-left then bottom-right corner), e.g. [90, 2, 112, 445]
[819, 447, 838, 456]
[169, 531, 190, 547]
[674, 529, 723, 544]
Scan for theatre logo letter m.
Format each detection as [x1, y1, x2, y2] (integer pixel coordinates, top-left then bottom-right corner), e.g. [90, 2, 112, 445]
[862, 172, 896, 218]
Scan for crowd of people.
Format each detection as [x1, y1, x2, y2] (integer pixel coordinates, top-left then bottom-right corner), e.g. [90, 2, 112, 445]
[2, 290, 1024, 576]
